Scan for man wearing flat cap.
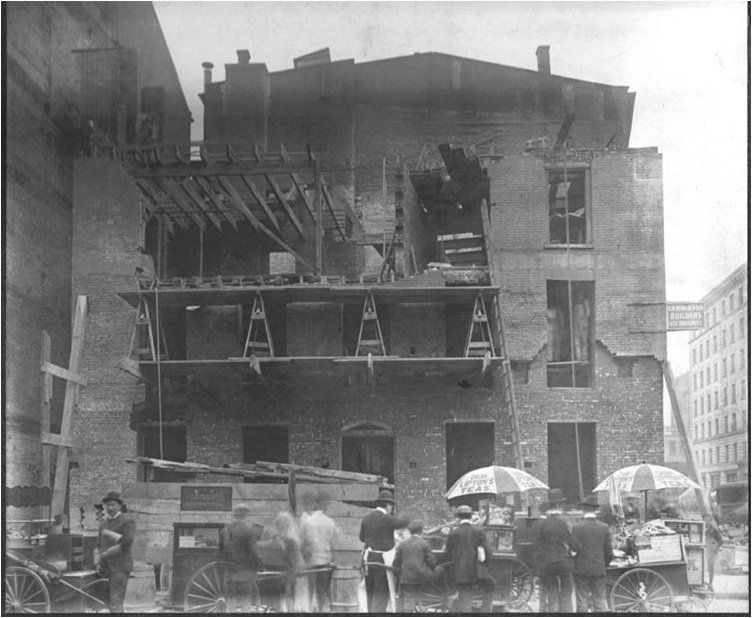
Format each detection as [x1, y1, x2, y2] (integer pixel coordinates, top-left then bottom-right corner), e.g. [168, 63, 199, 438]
[533, 488, 574, 612]
[360, 489, 409, 612]
[571, 495, 613, 612]
[444, 505, 495, 612]
[94, 491, 137, 612]
[394, 519, 437, 611]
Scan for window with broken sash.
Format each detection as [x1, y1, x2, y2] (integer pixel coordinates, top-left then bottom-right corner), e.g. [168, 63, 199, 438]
[547, 169, 588, 244]
[546, 280, 594, 387]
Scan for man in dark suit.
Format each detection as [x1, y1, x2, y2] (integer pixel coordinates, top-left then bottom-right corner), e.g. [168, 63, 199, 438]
[571, 495, 613, 612]
[360, 489, 409, 612]
[533, 488, 574, 613]
[394, 520, 437, 611]
[93, 491, 137, 613]
[221, 503, 263, 611]
[444, 505, 495, 612]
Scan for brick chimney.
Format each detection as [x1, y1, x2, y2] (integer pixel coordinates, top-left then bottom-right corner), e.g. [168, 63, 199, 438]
[237, 49, 251, 65]
[536, 45, 551, 75]
[201, 62, 214, 86]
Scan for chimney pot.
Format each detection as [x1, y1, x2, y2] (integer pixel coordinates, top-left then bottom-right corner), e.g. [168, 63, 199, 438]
[202, 61, 214, 85]
[237, 49, 251, 65]
[536, 45, 551, 75]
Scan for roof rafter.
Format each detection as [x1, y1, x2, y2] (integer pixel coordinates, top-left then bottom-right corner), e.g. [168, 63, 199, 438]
[265, 173, 305, 237]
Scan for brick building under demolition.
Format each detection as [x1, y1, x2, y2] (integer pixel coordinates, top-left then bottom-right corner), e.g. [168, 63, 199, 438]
[62, 43, 667, 537]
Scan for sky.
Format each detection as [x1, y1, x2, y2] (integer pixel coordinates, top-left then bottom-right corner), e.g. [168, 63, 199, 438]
[153, 1, 748, 377]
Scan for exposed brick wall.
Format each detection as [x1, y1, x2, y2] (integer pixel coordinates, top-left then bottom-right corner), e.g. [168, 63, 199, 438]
[68, 159, 147, 521]
[488, 150, 666, 361]
[5, 2, 190, 505]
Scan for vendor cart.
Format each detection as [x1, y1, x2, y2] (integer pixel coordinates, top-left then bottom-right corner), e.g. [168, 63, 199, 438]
[5, 549, 109, 614]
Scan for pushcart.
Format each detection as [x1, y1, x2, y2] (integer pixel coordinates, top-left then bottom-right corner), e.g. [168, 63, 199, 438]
[5, 549, 109, 613]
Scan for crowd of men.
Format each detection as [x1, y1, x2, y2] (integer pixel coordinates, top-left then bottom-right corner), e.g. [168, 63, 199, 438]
[92, 485, 620, 613]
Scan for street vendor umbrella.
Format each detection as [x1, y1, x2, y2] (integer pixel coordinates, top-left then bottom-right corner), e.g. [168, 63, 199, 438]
[593, 463, 701, 520]
[445, 466, 548, 500]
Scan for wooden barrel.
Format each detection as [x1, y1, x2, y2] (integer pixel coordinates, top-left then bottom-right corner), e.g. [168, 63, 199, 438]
[124, 562, 156, 612]
[330, 566, 361, 613]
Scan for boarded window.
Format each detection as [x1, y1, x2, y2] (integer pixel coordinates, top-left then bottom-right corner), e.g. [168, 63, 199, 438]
[547, 280, 594, 387]
[547, 422, 596, 504]
[548, 169, 588, 244]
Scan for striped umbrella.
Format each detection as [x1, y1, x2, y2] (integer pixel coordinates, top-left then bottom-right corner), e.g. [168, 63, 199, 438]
[593, 463, 701, 520]
[445, 466, 548, 500]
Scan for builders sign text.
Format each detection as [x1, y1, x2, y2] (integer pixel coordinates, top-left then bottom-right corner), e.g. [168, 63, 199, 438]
[666, 302, 704, 331]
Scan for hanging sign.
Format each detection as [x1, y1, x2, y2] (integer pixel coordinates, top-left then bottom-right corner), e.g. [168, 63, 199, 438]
[666, 303, 704, 331]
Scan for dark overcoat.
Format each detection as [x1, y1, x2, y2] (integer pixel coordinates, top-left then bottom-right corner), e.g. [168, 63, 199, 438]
[571, 517, 613, 577]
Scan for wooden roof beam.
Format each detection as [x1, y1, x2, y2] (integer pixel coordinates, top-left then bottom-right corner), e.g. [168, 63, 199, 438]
[135, 180, 191, 231]
[265, 173, 305, 237]
[174, 179, 224, 231]
[151, 178, 206, 231]
[161, 178, 222, 232]
[126, 160, 317, 179]
[290, 173, 316, 222]
[321, 184, 347, 240]
[194, 176, 239, 231]
[240, 175, 283, 234]
[216, 176, 316, 272]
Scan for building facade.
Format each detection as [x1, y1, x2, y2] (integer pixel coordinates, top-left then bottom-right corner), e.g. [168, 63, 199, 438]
[688, 264, 748, 488]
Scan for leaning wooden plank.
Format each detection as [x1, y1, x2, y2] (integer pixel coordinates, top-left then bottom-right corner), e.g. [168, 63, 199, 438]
[51, 296, 87, 516]
[321, 185, 347, 240]
[42, 432, 79, 450]
[252, 461, 384, 485]
[265, 173, 305, 237]
[239, 175, 283, 234]
[215, 176, 315, 271]
[290, 173, 316, 222]
[40, 331, 53, 488]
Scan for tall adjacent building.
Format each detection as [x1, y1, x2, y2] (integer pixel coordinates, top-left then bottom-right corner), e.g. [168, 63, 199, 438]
[4, 2, 190, 510]
[688, 264, 748, 488]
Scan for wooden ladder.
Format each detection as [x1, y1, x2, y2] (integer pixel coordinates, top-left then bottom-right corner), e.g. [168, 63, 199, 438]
[491, 294, 525, 470]
[243, 292, 274, 357]
[129, 297, 169, 361]
[355, 293, 387, 356]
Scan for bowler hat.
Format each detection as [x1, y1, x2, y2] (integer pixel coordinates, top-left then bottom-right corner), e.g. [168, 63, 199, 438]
[377, 489, 395, 504]
[580, 495, 600, 510]
[455, 504, 473, 517]
[102, 491, 123, 505]
[548, 488, 567, 504]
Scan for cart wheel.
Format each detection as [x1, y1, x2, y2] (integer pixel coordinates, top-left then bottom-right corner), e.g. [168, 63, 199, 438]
[488, 558, 534, 609]
[610, 567, 674, 612]
[5, 566, 51, 613]
[184, 561, 261, 613]
[689, 583, 714, 608]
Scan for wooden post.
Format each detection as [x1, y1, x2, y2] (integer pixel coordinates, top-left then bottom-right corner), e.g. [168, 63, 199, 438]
[40, 331, 53, 490]
[51, 296, 88, 518]
[314, 160, 323, 274]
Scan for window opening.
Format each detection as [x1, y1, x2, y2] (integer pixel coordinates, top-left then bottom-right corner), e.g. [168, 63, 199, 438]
[445, 423, 495, 505]
[547, 423, 596, 503]
[243, 426, 289, 482]
[548, 169, 587, 244]
[341, 423, 394, 484]
[137, 425, 187, 482]
[547, 280, 593, 387]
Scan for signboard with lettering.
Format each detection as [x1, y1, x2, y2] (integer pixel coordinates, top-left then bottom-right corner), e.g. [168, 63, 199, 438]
[666, 303, 704, 331]
[180, 486, 233, 511]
